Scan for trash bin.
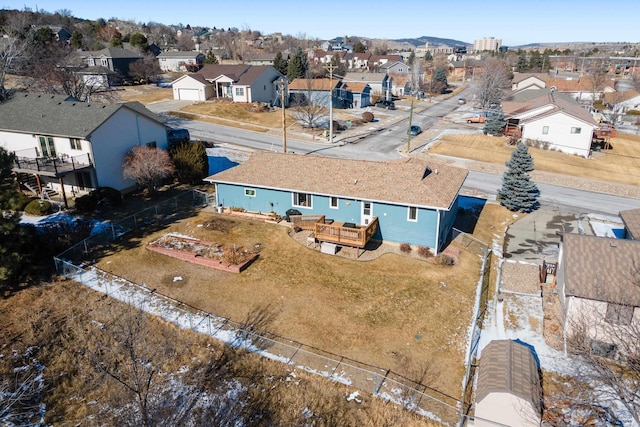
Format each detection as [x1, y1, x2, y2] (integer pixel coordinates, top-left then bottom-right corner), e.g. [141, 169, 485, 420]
[216, 205, 223, 213]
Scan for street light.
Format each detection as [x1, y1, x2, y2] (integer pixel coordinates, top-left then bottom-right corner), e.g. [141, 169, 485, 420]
[277, 78, 287, 153]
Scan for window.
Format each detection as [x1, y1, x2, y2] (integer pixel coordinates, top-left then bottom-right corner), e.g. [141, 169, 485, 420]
[605, 303, 633, 325]
[69, 138, 82, 150]
[244, 188, 256, 197]
[293, 192, 312, 208]
[408, 206, 418, 222]
[542, 126, 549, 135]
[570, 127, 582, 134]
[38, 136, 56, 158]
[235, 87, 245, 96]
[100, 58, 108, 67]
[330, 196, 338, 209]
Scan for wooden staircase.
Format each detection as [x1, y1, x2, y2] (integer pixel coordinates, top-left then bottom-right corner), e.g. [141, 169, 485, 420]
[16, 173, 59, 201]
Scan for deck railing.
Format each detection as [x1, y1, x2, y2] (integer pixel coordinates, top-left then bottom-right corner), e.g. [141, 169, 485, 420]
[289, 214, 325, 231]
[12, 150, 93, 176]
[314, 217, 378, 248]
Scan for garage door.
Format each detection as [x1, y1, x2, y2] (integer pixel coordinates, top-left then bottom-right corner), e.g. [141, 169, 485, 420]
[178, 89, 200, 101]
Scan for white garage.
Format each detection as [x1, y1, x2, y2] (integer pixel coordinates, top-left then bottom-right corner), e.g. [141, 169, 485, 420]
[171, 74, 213, 101]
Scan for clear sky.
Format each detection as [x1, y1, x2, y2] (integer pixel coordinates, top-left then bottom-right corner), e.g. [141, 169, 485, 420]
[4, 0, 640, 46]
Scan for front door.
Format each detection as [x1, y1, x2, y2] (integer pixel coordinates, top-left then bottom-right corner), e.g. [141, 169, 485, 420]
[361, 201, 373, 225]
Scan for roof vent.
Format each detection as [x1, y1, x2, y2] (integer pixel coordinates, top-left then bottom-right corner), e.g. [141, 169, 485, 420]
[354, 179, 358, 184]
[435, 168, 439, 175]
[610, 241, 617, 248]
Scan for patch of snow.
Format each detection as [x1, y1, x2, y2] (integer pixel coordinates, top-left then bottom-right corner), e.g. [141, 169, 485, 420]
[346, 390, 362, 403]
[173, 276, 183, 282]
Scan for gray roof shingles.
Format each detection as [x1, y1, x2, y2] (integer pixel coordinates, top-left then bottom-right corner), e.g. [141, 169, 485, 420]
[0, 93, 164, 139]
[206, 151, 468, 210]
[562, 233, 640, 307]
[620, 208, 640, 240]
[476, 340, 542, 415]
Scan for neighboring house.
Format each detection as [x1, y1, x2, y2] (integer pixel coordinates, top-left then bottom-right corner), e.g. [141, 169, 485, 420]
[546, 76, 616, 103]
[503, 91, 598, 158]
[511, 72, 548, 91]
[0, 93, 169, 206]
[287, 78, 342, 108]
[157, 51, 205, 72]
[603, 90, 640, 114]
[34, 25, 72, 43]
[171, 64, 284, 103]
[344, 82, 371, 108]
[620, 208, 640, 240]
[379, 61, 409, 75]
[368, 55, 403, 71]
[343, 72, 393, 99]
[204, 152, 467, 253]
[350, 52, 371, 70]
[556, 233, 640, 358]
[243, 53, 279, 66]
[76, 47, 145, 85]
[475, 340, 542, 427]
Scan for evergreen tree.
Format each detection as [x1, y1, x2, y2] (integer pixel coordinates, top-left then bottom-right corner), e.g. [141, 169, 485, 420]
[431, 66, 448, 94]
[528, 50, 543, 72]
[353, 41, 367, 53]
[287, 48, 307, 81]
[516, 51, 528, 72]
[205, 51, 218, 64]
[0, 147, 36, 291]
[484, 105, 506, 136]
[273, 51, 287, 75]
[70, 30, 83, 49]
[497, 143, 539, 213]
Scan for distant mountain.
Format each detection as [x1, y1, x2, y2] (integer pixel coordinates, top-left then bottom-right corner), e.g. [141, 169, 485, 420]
[393, 36, 470, 48]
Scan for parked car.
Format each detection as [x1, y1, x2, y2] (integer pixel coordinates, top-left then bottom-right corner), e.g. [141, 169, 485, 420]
[467, 113, 487, 124]
[408, 125, 422, 136]
[375, 99, 396, 110]
[458, 97, 466, 104]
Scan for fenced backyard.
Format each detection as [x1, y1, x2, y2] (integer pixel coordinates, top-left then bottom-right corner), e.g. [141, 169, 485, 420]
[54, 191, 491, 426]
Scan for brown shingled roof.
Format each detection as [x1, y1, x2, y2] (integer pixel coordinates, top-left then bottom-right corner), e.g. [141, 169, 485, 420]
[205, 152, 467, 210]
[288, 78, 338, 91]
[620, 208, 640, 240]
[196, 64, 251, 81]
[476, 340, 542, 414]
[561, 233, 640, 307]
[344, 82, 369, 93]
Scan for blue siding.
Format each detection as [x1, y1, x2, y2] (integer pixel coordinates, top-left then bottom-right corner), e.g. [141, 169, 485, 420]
[216, 183, 450, 249]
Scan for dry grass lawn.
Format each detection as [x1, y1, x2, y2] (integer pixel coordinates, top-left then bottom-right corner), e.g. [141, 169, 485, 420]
[429, 133, 640, 186]
[95, 210, 483, 401]
[118, 85, 173, 104]
[0, 281, 436, 426]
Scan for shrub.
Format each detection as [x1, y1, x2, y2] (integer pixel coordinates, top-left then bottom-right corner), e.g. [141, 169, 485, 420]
[435, 253, 456, 266]
[74, 187, 122, 213]
[361, 111, 374, 123]
[11, 192, 34, 211]
[399, 243, 412, 253]
[24, 199, 53, 216]
[417, 246, 433, 258]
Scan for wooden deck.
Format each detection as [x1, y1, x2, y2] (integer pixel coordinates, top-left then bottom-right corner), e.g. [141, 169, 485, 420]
[290, 215, 378, 248]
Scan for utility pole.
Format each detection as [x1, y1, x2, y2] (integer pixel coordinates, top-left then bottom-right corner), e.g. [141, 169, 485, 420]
[278, 78, 287, 153]
[407, 99, 414, 153]
[326, 62, 335, 143]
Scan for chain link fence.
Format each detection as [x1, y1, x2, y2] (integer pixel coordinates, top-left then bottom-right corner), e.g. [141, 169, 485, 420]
[53, 197, 495, 426]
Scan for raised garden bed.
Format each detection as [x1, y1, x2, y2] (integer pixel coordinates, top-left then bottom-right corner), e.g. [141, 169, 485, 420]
[146, 233, 258, 273]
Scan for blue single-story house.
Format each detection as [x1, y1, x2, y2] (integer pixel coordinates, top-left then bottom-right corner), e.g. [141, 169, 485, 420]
[204, 152, 468, 253]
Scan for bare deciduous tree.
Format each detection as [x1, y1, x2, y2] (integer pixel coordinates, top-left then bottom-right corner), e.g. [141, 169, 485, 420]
[563, 270, 640, 425]
[474, 58, 511, 109]
[123, 146, 175, 194]
[290, 77, 329, 129]
[129, 57, 162, 83]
